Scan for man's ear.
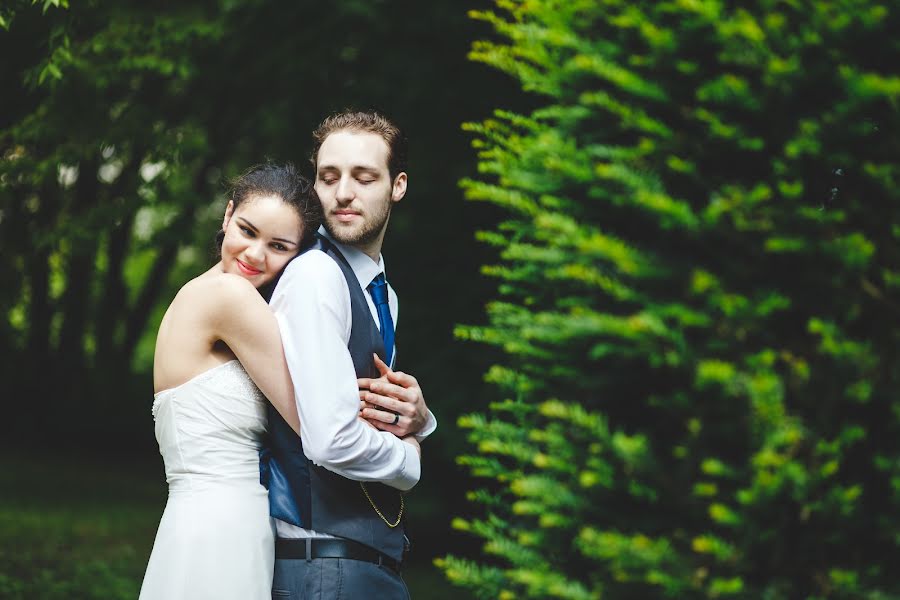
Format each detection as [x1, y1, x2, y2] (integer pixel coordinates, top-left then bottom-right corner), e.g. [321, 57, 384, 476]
[222, 200, 235, 231]
[391, 172, 407, 203]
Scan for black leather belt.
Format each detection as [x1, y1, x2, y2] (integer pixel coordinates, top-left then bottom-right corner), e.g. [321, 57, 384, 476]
[275, 538, 402, 574]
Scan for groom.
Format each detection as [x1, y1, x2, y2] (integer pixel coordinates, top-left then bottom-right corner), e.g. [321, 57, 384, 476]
[265, 110, 437, 598]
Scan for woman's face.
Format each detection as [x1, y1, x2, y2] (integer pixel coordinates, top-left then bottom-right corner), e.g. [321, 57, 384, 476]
[220, 194, 302, 288]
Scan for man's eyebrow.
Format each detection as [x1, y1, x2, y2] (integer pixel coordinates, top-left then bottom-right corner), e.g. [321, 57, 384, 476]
[350, 165, 380, 174]
[317, 164, 381, 173]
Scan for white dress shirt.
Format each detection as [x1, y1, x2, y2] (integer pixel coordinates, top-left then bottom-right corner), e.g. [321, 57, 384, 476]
[269, 228, 437, 538]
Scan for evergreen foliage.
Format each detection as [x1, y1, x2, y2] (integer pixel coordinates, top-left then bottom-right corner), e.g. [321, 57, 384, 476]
[441, 1, 900, 597]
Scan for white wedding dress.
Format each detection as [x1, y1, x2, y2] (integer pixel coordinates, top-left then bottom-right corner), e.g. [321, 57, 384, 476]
[139, 360, 274, 599]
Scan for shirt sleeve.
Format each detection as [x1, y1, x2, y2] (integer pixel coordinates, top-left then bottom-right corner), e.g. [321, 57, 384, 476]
[269, 250, 421, 491]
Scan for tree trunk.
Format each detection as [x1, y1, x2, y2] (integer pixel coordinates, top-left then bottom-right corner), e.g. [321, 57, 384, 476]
[18, 180, 60, 433]
[121, 159, 218, 363]
[24, 184, 55, 371]
[95, 157, 143, 364]
[57, 159, 100, 384]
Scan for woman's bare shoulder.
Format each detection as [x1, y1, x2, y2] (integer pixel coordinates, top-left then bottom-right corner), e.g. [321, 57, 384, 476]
[162, 272, 260, 327]
[179, 271, 259, 302]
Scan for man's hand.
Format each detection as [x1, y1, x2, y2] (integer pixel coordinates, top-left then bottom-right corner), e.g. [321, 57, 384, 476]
[358, 354, 429, 437]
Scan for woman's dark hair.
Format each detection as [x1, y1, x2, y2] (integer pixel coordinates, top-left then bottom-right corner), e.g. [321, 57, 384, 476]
[215, 162, 323, 254]
[214, 162, 323, 300]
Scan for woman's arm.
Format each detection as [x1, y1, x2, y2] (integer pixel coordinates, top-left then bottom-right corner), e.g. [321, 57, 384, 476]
[200, 274, 300, 435]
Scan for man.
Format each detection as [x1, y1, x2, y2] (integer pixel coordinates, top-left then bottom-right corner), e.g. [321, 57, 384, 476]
[264, 110, 437, 598]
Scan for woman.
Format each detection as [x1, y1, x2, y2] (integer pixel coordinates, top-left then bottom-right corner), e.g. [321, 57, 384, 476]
[139, 163, 323, 599]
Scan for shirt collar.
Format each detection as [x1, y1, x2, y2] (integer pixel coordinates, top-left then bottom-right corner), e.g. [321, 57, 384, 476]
[318, 226, 385, 290]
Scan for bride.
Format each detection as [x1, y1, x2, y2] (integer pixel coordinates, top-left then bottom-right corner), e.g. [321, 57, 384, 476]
[139, 163, 322, 599]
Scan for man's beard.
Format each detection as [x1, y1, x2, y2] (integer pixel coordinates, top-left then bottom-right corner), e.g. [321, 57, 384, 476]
[324, 200, 392, 248]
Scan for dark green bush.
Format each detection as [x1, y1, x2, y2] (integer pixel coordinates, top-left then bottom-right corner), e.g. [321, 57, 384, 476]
[440, 1, 900, 598]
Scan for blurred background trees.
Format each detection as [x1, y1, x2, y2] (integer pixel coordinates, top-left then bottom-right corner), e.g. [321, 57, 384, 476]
[440, 0, 900, 598]
[2, 0, 899, 598]
[0, 0, 514, 444]
[1, 0, 512, 594]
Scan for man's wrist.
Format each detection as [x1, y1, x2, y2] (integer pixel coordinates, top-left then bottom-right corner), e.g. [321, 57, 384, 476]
[413, 410, 438, 442]
[402, 435, 421, 457]
[387, 439, 420, 491]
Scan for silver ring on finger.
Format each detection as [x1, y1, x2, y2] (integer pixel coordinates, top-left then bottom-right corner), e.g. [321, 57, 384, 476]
[392, 413, 400, 425]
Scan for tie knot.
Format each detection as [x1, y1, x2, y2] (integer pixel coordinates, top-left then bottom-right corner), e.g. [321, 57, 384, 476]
[368, 273, 389, 306]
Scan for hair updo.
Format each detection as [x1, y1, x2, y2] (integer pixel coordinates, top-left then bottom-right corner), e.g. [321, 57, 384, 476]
[215, 162, 323, 254]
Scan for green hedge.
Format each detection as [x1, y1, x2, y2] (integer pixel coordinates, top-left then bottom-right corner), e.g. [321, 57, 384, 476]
[440, 1, 900, 598]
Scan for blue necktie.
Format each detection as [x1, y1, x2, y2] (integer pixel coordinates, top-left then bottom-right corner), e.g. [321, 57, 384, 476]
[368, 273, 394, 367]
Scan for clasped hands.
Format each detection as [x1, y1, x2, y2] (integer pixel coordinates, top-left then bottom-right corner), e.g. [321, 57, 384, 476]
[358, 354, 427, 455]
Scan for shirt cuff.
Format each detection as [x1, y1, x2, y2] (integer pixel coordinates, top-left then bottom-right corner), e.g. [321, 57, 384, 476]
[383, 440, 421, 491]
[414, 410, 438, 443]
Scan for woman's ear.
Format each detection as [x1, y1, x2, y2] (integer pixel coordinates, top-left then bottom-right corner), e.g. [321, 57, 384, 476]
[222, 200, 235, 231]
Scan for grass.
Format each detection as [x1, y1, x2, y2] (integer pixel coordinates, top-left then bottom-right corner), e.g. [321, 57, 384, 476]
[0, 452, 463, 599]
[0, 452, 162, 599]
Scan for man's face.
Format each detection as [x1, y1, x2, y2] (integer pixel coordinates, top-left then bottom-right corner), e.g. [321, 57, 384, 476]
[314, 130, 406, 257]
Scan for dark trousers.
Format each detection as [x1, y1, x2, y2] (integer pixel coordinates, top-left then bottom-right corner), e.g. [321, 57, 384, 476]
[272, 557, 410, 600]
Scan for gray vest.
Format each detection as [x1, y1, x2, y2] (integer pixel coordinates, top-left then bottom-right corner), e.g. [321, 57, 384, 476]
[264, 237, 406, 561]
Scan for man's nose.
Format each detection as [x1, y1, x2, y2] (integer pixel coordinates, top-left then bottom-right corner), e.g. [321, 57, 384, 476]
[335, 176, 354, 203]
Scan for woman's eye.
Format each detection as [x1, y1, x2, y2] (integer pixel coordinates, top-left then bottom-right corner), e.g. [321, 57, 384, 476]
[272, 243, 287, 251]
[358, 179, 375, 185]
[240, 226, 255, 237]
[319, 176, 337, 185]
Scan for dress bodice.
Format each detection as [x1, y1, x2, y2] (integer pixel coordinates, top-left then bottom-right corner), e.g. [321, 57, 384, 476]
[141, 359, 274, 599]
[151, 360, 267, 491]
